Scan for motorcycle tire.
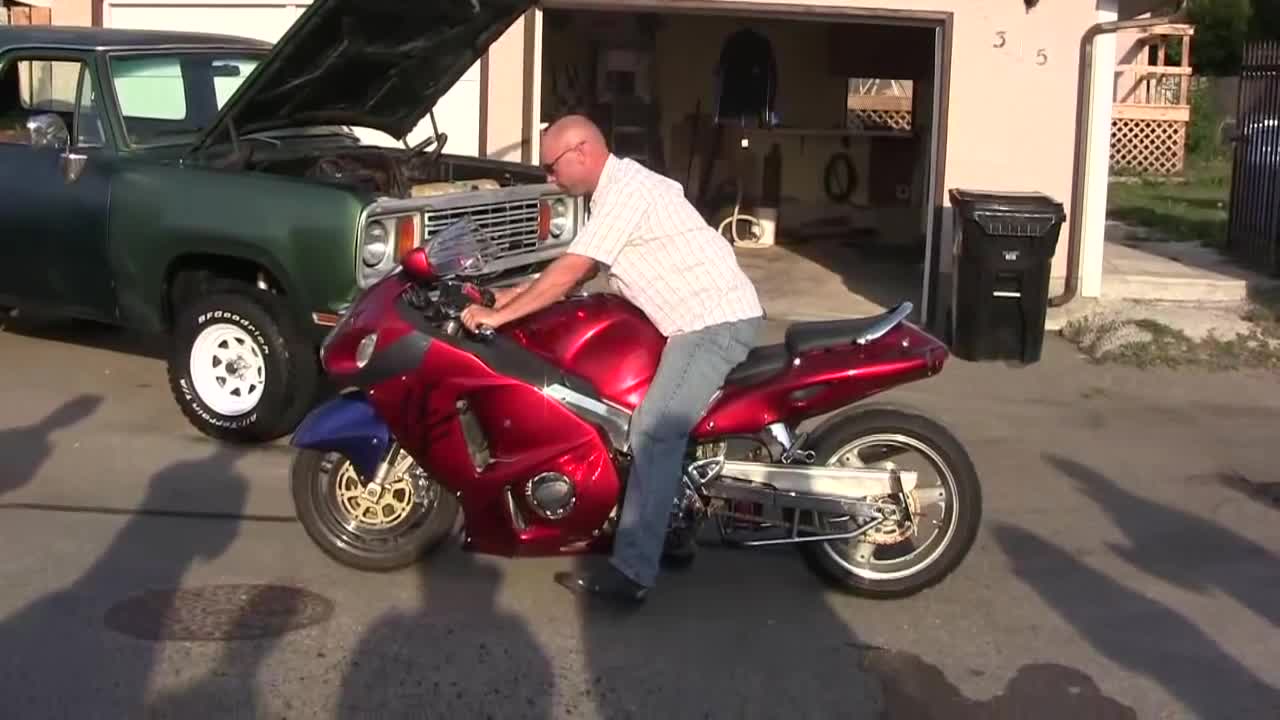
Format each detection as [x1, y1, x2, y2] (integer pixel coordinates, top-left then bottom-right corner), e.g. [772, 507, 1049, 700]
[797, 407, 981, 599]
[291, 449, 460, 572]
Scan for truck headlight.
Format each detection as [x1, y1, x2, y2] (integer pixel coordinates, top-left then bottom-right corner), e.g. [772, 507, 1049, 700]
[549, 198, 570, 238]
[362, 221, 390, 267]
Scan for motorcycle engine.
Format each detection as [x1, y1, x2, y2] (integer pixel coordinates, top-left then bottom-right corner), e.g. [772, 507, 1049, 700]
[525, 472, 576, 520]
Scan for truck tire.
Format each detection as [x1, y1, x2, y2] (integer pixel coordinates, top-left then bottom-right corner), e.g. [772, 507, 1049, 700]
[167, 287, 318, 444]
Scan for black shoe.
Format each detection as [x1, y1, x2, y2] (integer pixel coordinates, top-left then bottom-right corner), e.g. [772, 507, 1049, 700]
[661, 531, 697, 570]
[554, 566, 649, 607]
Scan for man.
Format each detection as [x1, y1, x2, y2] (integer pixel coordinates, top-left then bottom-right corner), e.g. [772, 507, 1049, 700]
[460, 115, 763, 605]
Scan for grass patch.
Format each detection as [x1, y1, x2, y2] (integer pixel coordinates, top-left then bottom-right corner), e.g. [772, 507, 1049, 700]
[1061, 314, 1280, 371]
[1243, 286, 1280, 340]
[1107, 156, 1231, 247]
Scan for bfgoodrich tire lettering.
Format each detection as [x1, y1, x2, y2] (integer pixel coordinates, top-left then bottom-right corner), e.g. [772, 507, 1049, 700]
[167, 288, 318, 443]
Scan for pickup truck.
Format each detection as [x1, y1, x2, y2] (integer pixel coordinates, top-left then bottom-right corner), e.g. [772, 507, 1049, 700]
[0, 0, 577, 443]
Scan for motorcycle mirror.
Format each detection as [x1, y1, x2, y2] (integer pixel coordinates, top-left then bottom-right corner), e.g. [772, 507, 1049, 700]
[401, 247, 435, 282]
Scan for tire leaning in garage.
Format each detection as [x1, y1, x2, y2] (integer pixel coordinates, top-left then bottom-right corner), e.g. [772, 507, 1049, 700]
[167, 287, 319, 444]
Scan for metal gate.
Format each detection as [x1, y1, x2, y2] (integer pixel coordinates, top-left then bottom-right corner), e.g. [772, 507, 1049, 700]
[1227, 40, 1280, 276]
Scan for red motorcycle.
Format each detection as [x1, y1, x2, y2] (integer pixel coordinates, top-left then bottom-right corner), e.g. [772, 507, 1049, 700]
[290, 223, 981, 598]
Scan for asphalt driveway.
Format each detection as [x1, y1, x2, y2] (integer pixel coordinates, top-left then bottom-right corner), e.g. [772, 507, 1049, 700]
[1, 312, 1278, 719]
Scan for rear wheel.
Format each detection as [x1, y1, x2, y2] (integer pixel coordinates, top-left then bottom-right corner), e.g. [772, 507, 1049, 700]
[798, 408, 981, 598]
[291, 448, 459, 572]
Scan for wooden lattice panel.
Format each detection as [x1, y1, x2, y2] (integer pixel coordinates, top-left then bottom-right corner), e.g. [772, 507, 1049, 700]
[1110, 117, 1186, 175]
[848, 109, 913, 131]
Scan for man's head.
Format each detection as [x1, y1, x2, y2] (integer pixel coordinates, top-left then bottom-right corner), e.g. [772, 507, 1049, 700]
[540, 115, 610, 196]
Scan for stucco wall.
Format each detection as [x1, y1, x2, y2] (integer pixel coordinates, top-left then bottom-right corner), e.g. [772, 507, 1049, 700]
[51, 0, 93, 26]
[490, 0, 1114, 282]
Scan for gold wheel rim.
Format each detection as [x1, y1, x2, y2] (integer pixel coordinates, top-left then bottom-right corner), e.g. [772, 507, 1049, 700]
[333, 451, 418, 530]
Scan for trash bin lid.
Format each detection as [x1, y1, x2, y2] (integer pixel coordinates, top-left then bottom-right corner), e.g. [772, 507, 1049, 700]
[949, 188, 1065, 216]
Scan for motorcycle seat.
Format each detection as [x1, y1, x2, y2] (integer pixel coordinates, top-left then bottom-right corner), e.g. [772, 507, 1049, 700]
[724, 343, 790, 386]
[784, 302, 914, 356]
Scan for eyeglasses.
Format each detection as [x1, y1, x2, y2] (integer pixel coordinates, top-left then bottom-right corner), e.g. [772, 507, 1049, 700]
[542, 141, 586, 174]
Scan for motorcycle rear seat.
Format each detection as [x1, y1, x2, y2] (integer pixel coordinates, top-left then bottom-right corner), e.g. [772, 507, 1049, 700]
[784, 302, 913, 356]
[725, 343, 790, 386]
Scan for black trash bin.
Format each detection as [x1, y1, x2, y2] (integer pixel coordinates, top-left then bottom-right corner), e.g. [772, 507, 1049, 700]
[948, 189, 1066, 364]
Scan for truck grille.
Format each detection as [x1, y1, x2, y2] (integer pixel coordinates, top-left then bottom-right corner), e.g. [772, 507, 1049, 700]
[423, 199, 541, 256]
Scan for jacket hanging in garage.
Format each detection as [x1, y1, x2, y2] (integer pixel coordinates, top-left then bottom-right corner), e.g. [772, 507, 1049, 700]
[713, 27, 778, 127]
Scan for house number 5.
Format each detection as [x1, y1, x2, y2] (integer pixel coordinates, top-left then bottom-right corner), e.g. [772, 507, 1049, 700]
[1037, 49, 1048, 65]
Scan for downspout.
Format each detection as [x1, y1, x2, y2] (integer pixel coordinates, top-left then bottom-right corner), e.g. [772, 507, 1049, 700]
[1051, 1, 1192, 307]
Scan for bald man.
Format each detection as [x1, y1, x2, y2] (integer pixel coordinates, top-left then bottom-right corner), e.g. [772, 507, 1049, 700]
[461, 115, 763, 605]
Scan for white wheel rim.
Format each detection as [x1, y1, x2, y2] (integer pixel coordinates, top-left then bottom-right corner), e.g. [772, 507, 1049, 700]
[818, 433, 960, 582]
[189, 323, 266, 417]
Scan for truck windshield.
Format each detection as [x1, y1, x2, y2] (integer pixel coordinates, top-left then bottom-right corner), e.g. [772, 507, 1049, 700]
[108, 51, 265, 147]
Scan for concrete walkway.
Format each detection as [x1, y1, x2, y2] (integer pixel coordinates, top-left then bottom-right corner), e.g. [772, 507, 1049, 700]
[1102, 221, 1277, 303]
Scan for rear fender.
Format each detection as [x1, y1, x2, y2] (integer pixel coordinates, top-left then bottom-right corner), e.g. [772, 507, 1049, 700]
[291, 392, 391, 480]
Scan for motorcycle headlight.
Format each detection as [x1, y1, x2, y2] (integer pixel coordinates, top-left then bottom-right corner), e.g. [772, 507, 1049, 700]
[549, 197, 570, 238]
[355, 332, 378, 368]
[361, 221, 390, 267]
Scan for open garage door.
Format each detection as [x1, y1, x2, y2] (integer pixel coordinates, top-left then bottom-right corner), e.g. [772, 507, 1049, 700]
[538, 2, 949, 326]
[101, 0, 483, 156]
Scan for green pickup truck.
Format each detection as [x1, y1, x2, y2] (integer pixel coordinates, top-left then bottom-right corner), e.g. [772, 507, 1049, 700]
[0, 0, 578, 443]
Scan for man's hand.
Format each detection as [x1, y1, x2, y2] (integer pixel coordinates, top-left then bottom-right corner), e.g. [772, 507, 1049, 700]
[460, 304, 502, 334]
[457, 254, 597, 335]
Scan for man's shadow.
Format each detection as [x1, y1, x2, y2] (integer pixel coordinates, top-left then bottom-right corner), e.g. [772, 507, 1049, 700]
[338, 548, 556, 719]
[0, 394, 102, 497]
[143, 584, 312, 719]
[0, 447, 248, 718]
[568, 545, 881, 719]
[1046, 453, 1280, 629]
[995, 522, 1280, 719]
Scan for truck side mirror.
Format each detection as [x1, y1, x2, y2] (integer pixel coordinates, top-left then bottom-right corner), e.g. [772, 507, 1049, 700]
[26, 113, 69, 152]
[25, 113, 87, 183]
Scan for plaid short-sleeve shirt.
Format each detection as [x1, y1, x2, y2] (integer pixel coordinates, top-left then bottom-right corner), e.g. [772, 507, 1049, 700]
[567, 154, 763, 336]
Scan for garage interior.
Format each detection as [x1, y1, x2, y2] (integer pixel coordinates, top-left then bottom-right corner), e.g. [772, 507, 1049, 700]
[540, 6, 946, 323]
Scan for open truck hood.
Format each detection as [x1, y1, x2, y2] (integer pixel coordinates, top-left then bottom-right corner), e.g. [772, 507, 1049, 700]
[191, 0, 533, 152]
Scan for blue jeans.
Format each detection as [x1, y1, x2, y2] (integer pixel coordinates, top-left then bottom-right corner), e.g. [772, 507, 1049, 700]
[610, 316, 762, 587]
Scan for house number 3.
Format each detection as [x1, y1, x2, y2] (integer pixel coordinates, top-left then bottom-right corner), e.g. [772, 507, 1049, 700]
[993, 32, 1048, 66]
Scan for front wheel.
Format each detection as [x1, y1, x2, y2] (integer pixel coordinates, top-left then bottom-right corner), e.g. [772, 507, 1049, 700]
[798, 408, 982, 599]
[291, 448, 459, 572]
[167, 288, 318, 443]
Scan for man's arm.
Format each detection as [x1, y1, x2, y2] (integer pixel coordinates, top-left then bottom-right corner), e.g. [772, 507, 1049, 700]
[489, 253, 598, 325]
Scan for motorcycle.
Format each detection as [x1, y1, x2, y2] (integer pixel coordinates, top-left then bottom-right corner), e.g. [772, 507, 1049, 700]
[289, 221, 981, 598]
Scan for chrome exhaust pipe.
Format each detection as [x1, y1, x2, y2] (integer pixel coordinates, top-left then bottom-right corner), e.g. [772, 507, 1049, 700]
[703, 460, 918, 514]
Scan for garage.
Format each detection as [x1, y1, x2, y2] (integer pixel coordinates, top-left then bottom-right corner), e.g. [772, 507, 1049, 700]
[99, 0, 484, 156]
[538, 3, 948, 324]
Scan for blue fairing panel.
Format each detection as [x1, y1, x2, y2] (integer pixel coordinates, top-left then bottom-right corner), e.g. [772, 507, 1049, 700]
[290, 393, 391, 480]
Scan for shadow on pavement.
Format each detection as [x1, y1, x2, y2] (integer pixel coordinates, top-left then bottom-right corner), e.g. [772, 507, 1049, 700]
[1047, 453, 1280, 629]
[566, 547, 880, 718]
[0, 394, 103, 497]
[994, 522, 1280, 719]
[569, 542, 1138, 719]
[337, 550, 556, 719]
[0, 447, 248, 717]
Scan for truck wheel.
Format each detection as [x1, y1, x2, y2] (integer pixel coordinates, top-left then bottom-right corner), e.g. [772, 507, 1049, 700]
[167, 288, 318, 444]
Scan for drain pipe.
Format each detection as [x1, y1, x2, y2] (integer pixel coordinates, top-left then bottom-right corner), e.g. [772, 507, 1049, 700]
[1051, 1, 1191, 307]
